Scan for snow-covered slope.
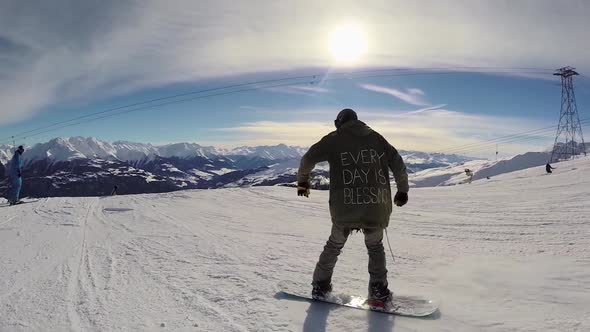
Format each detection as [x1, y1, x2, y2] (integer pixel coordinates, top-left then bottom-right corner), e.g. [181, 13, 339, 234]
[409, 151, 553, 187]
[1, 157, 588, 331]
[473, 151, 552, 180]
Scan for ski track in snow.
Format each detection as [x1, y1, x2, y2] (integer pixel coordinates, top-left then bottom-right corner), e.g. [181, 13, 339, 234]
[1, 158, 589, 331]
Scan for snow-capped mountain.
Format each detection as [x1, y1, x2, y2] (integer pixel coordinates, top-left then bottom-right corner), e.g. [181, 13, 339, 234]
[154, 142, 220, 159]
[399, 150, 476, 172]
[1, 138, 306, 164]
[221, 150, 477, 189]
[223, 144, 308, 160]
[1, 136, 482, 198]
[0, 137, 310, 197]
[110, 141, 159, 162]
[25, 137, 119, 162]
[0, 146, 12, 166]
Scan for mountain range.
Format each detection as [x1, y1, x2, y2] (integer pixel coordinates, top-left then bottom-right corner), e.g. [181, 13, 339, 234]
[0, 136, 517, 198]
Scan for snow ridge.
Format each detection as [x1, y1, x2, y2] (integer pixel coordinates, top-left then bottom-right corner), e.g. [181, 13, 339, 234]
[16, 137, 307, 163]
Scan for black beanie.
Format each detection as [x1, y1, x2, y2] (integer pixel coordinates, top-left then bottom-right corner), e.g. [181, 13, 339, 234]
[334, 108, 358, 128]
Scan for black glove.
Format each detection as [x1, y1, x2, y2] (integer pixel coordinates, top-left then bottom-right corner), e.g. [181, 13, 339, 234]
[297, 182, 310, 197]
[17, 171, 22, 178]
[394, 192, 408, 207]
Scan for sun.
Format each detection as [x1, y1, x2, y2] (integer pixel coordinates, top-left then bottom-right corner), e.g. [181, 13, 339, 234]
[329, 24, 368, 64]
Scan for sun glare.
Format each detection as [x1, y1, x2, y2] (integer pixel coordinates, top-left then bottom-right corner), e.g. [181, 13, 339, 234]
[329, 24, 368, 64]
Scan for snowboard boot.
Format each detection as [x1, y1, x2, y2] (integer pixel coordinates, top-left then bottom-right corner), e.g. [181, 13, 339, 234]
[367, 281, 392, 309]
[311, 281, 332, 299]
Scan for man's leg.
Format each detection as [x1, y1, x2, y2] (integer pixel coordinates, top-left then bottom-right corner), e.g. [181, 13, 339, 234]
[8, 179, 17, 203]
[364, 228, 388, 285]
[312, 224, 350, 286]
[15, 179, 21, 202]
[14, 179, 23, 202]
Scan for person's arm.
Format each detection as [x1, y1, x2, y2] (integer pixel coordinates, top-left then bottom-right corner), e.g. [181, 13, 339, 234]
[297, 137, 329, 196]
[378, 135, 409, 206]
[383, 141, 409, 194]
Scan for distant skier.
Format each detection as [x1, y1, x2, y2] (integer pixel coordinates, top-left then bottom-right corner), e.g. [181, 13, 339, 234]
[297, 109, 409, 308]
[111, 185, 118, 196]
[8, 145, 25, 205]
[465, 168, 474, 184]
[546, 163, 555, 174]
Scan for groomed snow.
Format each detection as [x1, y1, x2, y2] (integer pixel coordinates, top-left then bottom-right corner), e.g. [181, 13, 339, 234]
[0, 158, 589, 331]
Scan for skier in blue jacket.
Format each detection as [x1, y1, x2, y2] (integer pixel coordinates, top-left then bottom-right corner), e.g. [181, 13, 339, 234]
[8, 145, 25, 205]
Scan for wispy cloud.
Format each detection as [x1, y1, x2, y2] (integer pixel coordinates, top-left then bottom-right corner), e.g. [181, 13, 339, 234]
[362, 104, 447, 118]
[1, 0, 589, 125]
[359, 84, 430, 106]
[211, 107, 553, 158]
[212, 121, 335, 146]
[266, 85, 332, 96]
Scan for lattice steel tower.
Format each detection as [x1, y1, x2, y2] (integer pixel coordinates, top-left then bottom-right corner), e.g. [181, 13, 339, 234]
[550, 66, 586, 162]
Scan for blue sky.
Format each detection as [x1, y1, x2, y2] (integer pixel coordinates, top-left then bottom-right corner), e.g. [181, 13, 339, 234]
[1, 0, 590, 158]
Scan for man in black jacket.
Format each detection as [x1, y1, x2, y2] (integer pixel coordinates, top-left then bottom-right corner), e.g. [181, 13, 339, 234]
[297, 109, 409, 307]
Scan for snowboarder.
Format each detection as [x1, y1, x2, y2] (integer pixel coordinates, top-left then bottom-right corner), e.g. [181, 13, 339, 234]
[297, 108, 409, 308]
[8, 145, 24, 205]
[546, 163, 555, 174]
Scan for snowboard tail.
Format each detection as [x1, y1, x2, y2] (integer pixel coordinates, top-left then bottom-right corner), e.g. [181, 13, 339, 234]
[278, 280, 439, 317]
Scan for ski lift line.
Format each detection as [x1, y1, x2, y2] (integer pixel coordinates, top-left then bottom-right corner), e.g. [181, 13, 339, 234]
[442, 102, 590, 153]
[444, 121, 590, 154]
[443, 130, 558, 153]
[513, 129, 589, 147]
[328, 67, 555, 78]
[0, 74, 321, 143]
[445, 135, 554, 155]
[4, 69, 555, 144]
[0, 79, 320, 144]
[1, 66, 556, 143]
[441, 118, 590, 154]
[0, 78, 323, 144]
[453, 134, 560, 154]
[1, 66, 548, 143]
[332, 66, 555, 75]
[443, 126, 590, 155]
[441, 126, 561, 153]
[443, 124, 581, 153]
[441, 118, 590, 153]
[325, 71, 553, 82]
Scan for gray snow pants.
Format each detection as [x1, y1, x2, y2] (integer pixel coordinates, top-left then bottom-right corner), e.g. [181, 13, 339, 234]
[312, 224, 388, 286]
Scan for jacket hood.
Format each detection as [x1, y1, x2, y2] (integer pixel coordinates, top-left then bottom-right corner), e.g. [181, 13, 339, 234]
[337, 120, 374, 137]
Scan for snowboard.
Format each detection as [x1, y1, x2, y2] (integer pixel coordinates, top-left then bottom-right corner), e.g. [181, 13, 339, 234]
[278, 280, 438, 317]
